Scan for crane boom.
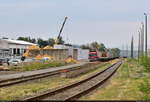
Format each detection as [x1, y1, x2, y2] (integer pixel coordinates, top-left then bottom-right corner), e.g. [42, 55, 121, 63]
[55, 17, 68, 44]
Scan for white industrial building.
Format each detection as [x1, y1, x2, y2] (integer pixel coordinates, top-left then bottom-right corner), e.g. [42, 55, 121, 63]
[0, 38, 36, 58]
[0, 39, 89, 60]
[54, 45, 89, 60]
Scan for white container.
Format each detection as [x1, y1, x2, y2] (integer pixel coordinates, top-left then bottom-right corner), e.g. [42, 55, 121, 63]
[77, 48, 89, 60]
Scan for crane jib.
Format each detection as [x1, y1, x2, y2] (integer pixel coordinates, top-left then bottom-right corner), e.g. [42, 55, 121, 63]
[57, 17, 68, 39]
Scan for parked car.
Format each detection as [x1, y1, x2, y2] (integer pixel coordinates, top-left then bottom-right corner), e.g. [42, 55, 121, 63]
[24, 58, 36, 62]
[9, 59, 22, 66]
[0, 59, 3, 66]
[40, 57, 51, 62]
[0, 58, 8, 63]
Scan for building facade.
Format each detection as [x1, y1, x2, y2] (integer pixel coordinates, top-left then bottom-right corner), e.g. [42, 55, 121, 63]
[0, 39, 36, 58]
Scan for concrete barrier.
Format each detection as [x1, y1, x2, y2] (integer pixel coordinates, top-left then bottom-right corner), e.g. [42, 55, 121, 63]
[28, 49, 78, 61]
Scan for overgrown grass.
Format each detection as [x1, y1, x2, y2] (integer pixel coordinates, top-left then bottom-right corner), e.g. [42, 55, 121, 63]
[0, 77, 71, 100]
[9, 61, 65, 71]
[0, 59, 119, 100]
[139, 55, 150, 72]
[139, 79, 150, 100]
[81, 58, 149, 100]
[137, 55, 150, 100]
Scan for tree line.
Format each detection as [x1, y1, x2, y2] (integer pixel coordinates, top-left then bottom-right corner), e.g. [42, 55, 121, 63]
[17, 36, 64, 48]
[80, 41, 106, 51]
[17, 37, 120, 53]
[80, 41, 120, 54]
[17, 37, 107, 51]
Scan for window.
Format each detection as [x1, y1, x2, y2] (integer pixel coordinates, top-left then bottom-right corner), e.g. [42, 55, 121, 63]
[89, 54, 97, 56]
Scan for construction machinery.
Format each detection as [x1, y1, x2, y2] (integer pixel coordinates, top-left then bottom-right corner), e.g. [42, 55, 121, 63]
[88, 43, 100, 61]
[54, 16, 76, 63]
[65, 55, 77, 64]
[55, 17, 68, 45]
[23, 45, 40, 58]
[88, 43, 108, 61]
[89, 45, 120, 62]
[22, 17, 76, 63]
[22, 17, 68, 61]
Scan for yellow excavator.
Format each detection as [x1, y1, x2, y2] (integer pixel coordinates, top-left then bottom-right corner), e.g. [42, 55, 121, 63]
[23, 45, 40, 58]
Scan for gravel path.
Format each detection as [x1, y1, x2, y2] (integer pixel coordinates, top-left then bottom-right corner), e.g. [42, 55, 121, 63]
[0, 62, 88, 81]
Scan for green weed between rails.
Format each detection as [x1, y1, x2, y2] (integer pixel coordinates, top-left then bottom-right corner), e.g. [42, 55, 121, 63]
[9, 61, 65, 71]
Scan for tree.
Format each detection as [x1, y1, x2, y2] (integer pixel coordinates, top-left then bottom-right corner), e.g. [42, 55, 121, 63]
[80, 44, 91, 50]
[111, 48, 120, 57]
[17, 37, 36, 43]
[80, 42, 106, 52]
[90, 42, 98, 50]
[98, 43, 106, 51]
[47, 38, 55, 46]
[37, 38, 48, 48]
[90, 42, 106, 52]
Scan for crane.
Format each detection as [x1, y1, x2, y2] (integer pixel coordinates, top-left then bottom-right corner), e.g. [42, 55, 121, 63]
[55, 17, 68, 45]
[23, 17, 68, 61]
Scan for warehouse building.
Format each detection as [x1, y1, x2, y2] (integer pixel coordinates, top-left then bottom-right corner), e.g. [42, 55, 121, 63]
[0, 38, 36, 58]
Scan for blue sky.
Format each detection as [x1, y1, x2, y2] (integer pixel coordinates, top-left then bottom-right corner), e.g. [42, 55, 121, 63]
[0, 0, 150, 49]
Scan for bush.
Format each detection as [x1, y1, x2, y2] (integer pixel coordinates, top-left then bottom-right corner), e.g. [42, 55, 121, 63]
[139, 79, 150, 100]
[9, 61, 65, 71]
[140, 55, 150, 72]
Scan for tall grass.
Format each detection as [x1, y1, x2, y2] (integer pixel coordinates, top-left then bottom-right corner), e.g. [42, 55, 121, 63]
[139, 79, 150, 100]
[9, 61, 65, 71]
[137, 55, 150, 100]
[139, 55, 150, 72]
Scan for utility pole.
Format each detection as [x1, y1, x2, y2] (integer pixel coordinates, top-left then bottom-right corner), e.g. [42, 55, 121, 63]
[141, 22, 144, 55]
[131, 36, 134, 58]
[144, 13, 147, 56]
[138, 31, 141, 60]
[122, 44, 124, 57]
[126, 44, 128, 58]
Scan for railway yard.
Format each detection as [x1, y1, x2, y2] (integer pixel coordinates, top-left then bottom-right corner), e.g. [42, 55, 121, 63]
[0, 1, 150, 101]
[0, 58, 122, 100]
[0, 57, 150, 101]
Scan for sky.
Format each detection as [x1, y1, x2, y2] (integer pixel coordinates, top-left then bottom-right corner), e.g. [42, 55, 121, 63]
[0, 0, 150, 50]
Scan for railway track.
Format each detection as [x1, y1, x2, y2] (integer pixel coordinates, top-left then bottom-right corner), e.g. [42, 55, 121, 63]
[0, 70, 61, 88]
[21, 60, 122, 101]
[0, 62, 106, 88]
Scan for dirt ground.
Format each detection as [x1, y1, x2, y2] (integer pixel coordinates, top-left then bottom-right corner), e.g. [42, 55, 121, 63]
[0, 71, 18, 75]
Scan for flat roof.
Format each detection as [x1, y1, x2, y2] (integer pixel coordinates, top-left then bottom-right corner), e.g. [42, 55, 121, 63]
[2, 39, 37, 45]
